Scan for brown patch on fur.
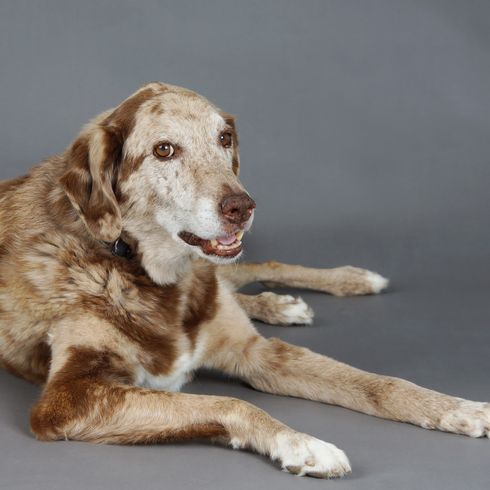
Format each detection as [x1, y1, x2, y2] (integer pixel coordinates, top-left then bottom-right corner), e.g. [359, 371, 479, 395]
[222, 114, 235, 128]
[80, 270, 181, 375]
[149, 100, 164, 116]
[259, 337, 305, 372]
[132, 423, 228, 445]
[30, 346, 132, 440]
[117, 154, 146, 187]
[183, 264, 218, 346]
[26, 341, 51, 384]
[364, 379, 397, 411]
[104, 86, 162, 140]
[163, 422, 228, 441]
[0, 243, 8, 260]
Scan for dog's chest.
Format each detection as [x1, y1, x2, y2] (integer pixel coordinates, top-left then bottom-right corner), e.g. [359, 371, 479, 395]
[134, 341, 205, 392]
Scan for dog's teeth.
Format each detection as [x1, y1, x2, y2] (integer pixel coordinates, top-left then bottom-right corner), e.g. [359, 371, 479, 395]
[210, 239, 218, 247]
[235, 231, 244, 241]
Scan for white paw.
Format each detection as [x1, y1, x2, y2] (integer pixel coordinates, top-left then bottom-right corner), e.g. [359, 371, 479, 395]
[327, 266, 389, 296]
[365, 270, 389, 294]
[277, 295, 314, 325]
[260, 293, 314, 325]
[271, 432, 351, 479]
[439, 400, 490, 438]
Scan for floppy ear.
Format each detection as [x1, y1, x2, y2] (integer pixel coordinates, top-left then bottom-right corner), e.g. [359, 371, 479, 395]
[60, 122, 122, 242]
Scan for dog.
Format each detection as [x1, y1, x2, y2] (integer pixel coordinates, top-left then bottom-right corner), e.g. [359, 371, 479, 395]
[0, 82, 488, 479]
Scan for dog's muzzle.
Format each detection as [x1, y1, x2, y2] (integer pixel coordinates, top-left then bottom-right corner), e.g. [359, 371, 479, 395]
[179, 229, 245, 257]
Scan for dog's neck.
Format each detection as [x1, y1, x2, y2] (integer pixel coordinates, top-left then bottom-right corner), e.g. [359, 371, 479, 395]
[123, 220, 195, 286]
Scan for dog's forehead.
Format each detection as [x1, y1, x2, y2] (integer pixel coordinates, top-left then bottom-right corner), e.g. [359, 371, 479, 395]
[135, 90, 225, 136]
[123, 89, 229, 159]
[154, 89, 217, 115]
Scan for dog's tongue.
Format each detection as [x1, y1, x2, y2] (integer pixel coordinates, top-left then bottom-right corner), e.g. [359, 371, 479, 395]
[216, 234, 236, 246]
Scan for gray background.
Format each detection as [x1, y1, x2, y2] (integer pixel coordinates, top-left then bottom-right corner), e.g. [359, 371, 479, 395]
[0, 0, 489, 489]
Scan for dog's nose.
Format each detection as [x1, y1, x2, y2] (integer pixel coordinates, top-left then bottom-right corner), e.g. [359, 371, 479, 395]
[220, 193, 256, 225]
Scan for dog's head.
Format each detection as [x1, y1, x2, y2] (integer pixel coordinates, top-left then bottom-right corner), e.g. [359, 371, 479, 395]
[60, 82, 255, 282]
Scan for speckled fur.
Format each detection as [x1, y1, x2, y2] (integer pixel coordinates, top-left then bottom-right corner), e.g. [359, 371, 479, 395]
[1, 82, 488, 479]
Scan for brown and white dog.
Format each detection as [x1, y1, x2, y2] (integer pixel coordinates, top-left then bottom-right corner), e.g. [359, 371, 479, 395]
[0, 82, 488, 479]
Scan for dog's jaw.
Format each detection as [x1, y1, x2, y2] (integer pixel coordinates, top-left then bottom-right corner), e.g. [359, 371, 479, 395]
[176, 212, 254, 266]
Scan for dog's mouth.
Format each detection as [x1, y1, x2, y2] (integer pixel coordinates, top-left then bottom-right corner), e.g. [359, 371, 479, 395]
[178, 230, 244, 257]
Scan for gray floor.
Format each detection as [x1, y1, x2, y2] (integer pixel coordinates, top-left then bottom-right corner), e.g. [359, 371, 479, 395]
[1, 1, 490, 489]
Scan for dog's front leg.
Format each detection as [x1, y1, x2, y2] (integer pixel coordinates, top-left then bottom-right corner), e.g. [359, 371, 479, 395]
[204, 299, 490, 438]
[218, 261, 388, 296]
[30, 331, 350, 478]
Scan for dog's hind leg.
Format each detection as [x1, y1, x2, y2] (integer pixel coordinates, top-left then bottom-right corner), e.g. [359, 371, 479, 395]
[235, 292, 314, 325]
[218, 262, 388, 297]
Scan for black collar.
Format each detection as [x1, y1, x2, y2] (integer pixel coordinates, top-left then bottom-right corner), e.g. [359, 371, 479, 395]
[111, 238, 132, 258]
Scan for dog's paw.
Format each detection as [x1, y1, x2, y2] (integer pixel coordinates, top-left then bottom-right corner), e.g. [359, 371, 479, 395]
[323, 266, 389, 297]
[257, 293, 314, 325]
[438, 401, 490, 438]
[271, 431, 351, 479]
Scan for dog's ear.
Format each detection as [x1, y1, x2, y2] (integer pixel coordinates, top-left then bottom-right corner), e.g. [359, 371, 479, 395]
[60, 121, 122, 242]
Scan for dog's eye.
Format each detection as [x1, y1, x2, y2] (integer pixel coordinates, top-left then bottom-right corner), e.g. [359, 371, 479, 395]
[219, 132, 233, 148]
[153, 142, 175, 159]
